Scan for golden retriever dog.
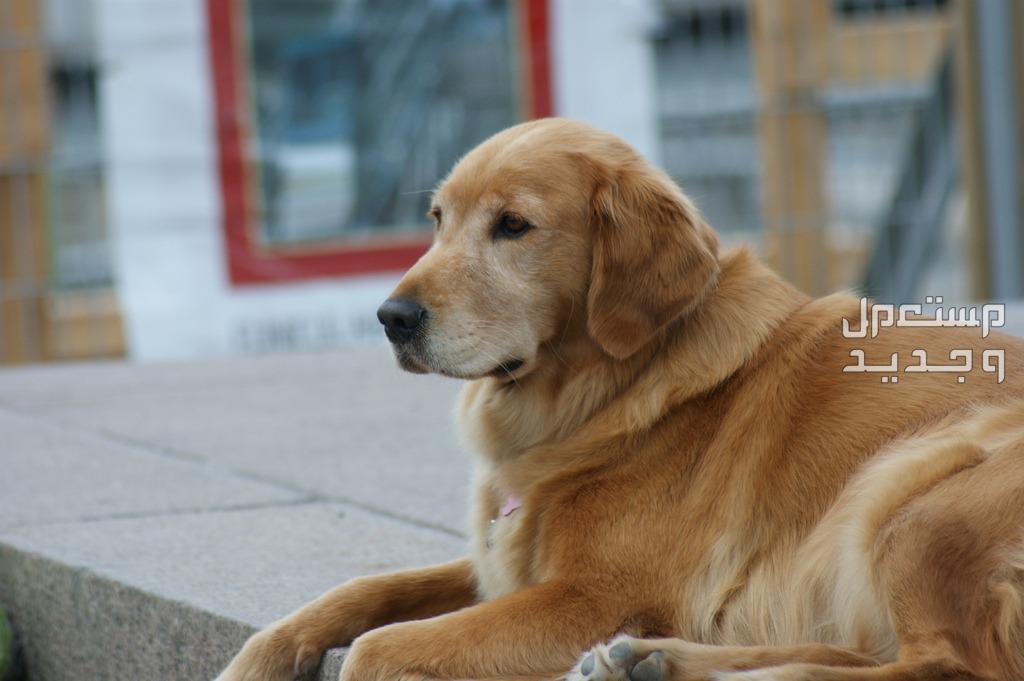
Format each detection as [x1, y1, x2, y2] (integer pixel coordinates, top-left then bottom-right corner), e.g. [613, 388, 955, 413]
[217, 118, 1024, 681]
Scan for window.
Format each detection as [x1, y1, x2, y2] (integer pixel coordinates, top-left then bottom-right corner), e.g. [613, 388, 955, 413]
[208, 0, 551, 285]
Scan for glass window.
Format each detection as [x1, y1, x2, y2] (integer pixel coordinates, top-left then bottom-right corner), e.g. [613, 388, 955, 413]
[242, 0, 519, 246]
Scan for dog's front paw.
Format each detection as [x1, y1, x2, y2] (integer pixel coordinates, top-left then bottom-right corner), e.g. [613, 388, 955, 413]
[338, 626, 438, 681]
[216, 622, 322, 681]
[338, 629, 405, 681]
[567, 636, 670, 681]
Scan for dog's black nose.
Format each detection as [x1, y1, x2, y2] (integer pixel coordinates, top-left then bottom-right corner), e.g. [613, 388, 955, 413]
[377, 297, 426, 344]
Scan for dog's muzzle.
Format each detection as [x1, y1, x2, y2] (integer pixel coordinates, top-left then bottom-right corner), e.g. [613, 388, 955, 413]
[377, 297, 426, 345]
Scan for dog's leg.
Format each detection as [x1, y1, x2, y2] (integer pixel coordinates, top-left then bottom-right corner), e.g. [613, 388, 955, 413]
[566, 637, 997, 681]
[715, 658, 988, 681]
[216, 558, 478, 681]
[338, 580, 624, 681]
[712, 659, 991, 679]
[566, 636, 877, 681]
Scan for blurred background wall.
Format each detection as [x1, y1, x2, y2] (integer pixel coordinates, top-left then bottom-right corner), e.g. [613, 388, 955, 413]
[0, 0, 1021, 363]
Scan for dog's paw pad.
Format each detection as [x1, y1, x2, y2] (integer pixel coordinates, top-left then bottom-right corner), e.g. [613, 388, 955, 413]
[567, 643, 624, 681]
[629, 652, 666, 681]
[568, 637, 667, 681]
[609, 641, 634, 661]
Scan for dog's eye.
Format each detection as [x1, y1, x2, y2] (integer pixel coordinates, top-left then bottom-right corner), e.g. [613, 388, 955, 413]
[494, 213, 531, 240]
[428, 207, 442, 231]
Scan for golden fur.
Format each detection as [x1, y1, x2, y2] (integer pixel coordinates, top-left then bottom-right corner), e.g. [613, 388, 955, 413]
[217, 118, 1024, 681]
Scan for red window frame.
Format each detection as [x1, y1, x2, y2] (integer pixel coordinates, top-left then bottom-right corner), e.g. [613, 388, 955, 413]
[206, 0, 553, 286]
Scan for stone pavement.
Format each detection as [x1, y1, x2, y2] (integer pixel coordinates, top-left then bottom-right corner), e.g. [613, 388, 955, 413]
[0, 348, 469, 680]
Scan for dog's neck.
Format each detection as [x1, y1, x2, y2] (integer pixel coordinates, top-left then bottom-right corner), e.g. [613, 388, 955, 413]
[456, 248, 807, 475]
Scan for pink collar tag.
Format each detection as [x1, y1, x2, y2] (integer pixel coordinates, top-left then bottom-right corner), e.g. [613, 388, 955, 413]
[501, 494, 523, 517]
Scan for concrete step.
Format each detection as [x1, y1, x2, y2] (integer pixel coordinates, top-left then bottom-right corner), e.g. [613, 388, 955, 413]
[0, 349, 469, 681]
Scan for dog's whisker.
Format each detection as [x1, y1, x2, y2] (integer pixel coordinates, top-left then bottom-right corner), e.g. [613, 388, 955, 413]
[468, 319, 576, 374]
[549, 297, 578, 372]
[545, 341, 574, 373]
[469, 336, 523, 377]
[559, 297, 575, 349]
[465, 337, 522, 388]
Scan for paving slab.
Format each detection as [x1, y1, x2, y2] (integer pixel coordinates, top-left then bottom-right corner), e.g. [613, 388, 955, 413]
[2, 503, 466, 627]
[0, 349, 473, 681]
[0, 409, 304, 528]
[0, 349, 470, 534]
[0, 504, 465, 680]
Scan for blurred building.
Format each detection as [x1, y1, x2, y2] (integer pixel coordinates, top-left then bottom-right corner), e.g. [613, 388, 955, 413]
[0, 0, 1021, 363]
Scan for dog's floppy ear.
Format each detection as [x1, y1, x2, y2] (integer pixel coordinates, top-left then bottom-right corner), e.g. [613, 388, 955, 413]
[587, 164, 720, 360]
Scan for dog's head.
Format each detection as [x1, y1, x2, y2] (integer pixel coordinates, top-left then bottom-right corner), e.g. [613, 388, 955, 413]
[377, 118, 719, 381]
